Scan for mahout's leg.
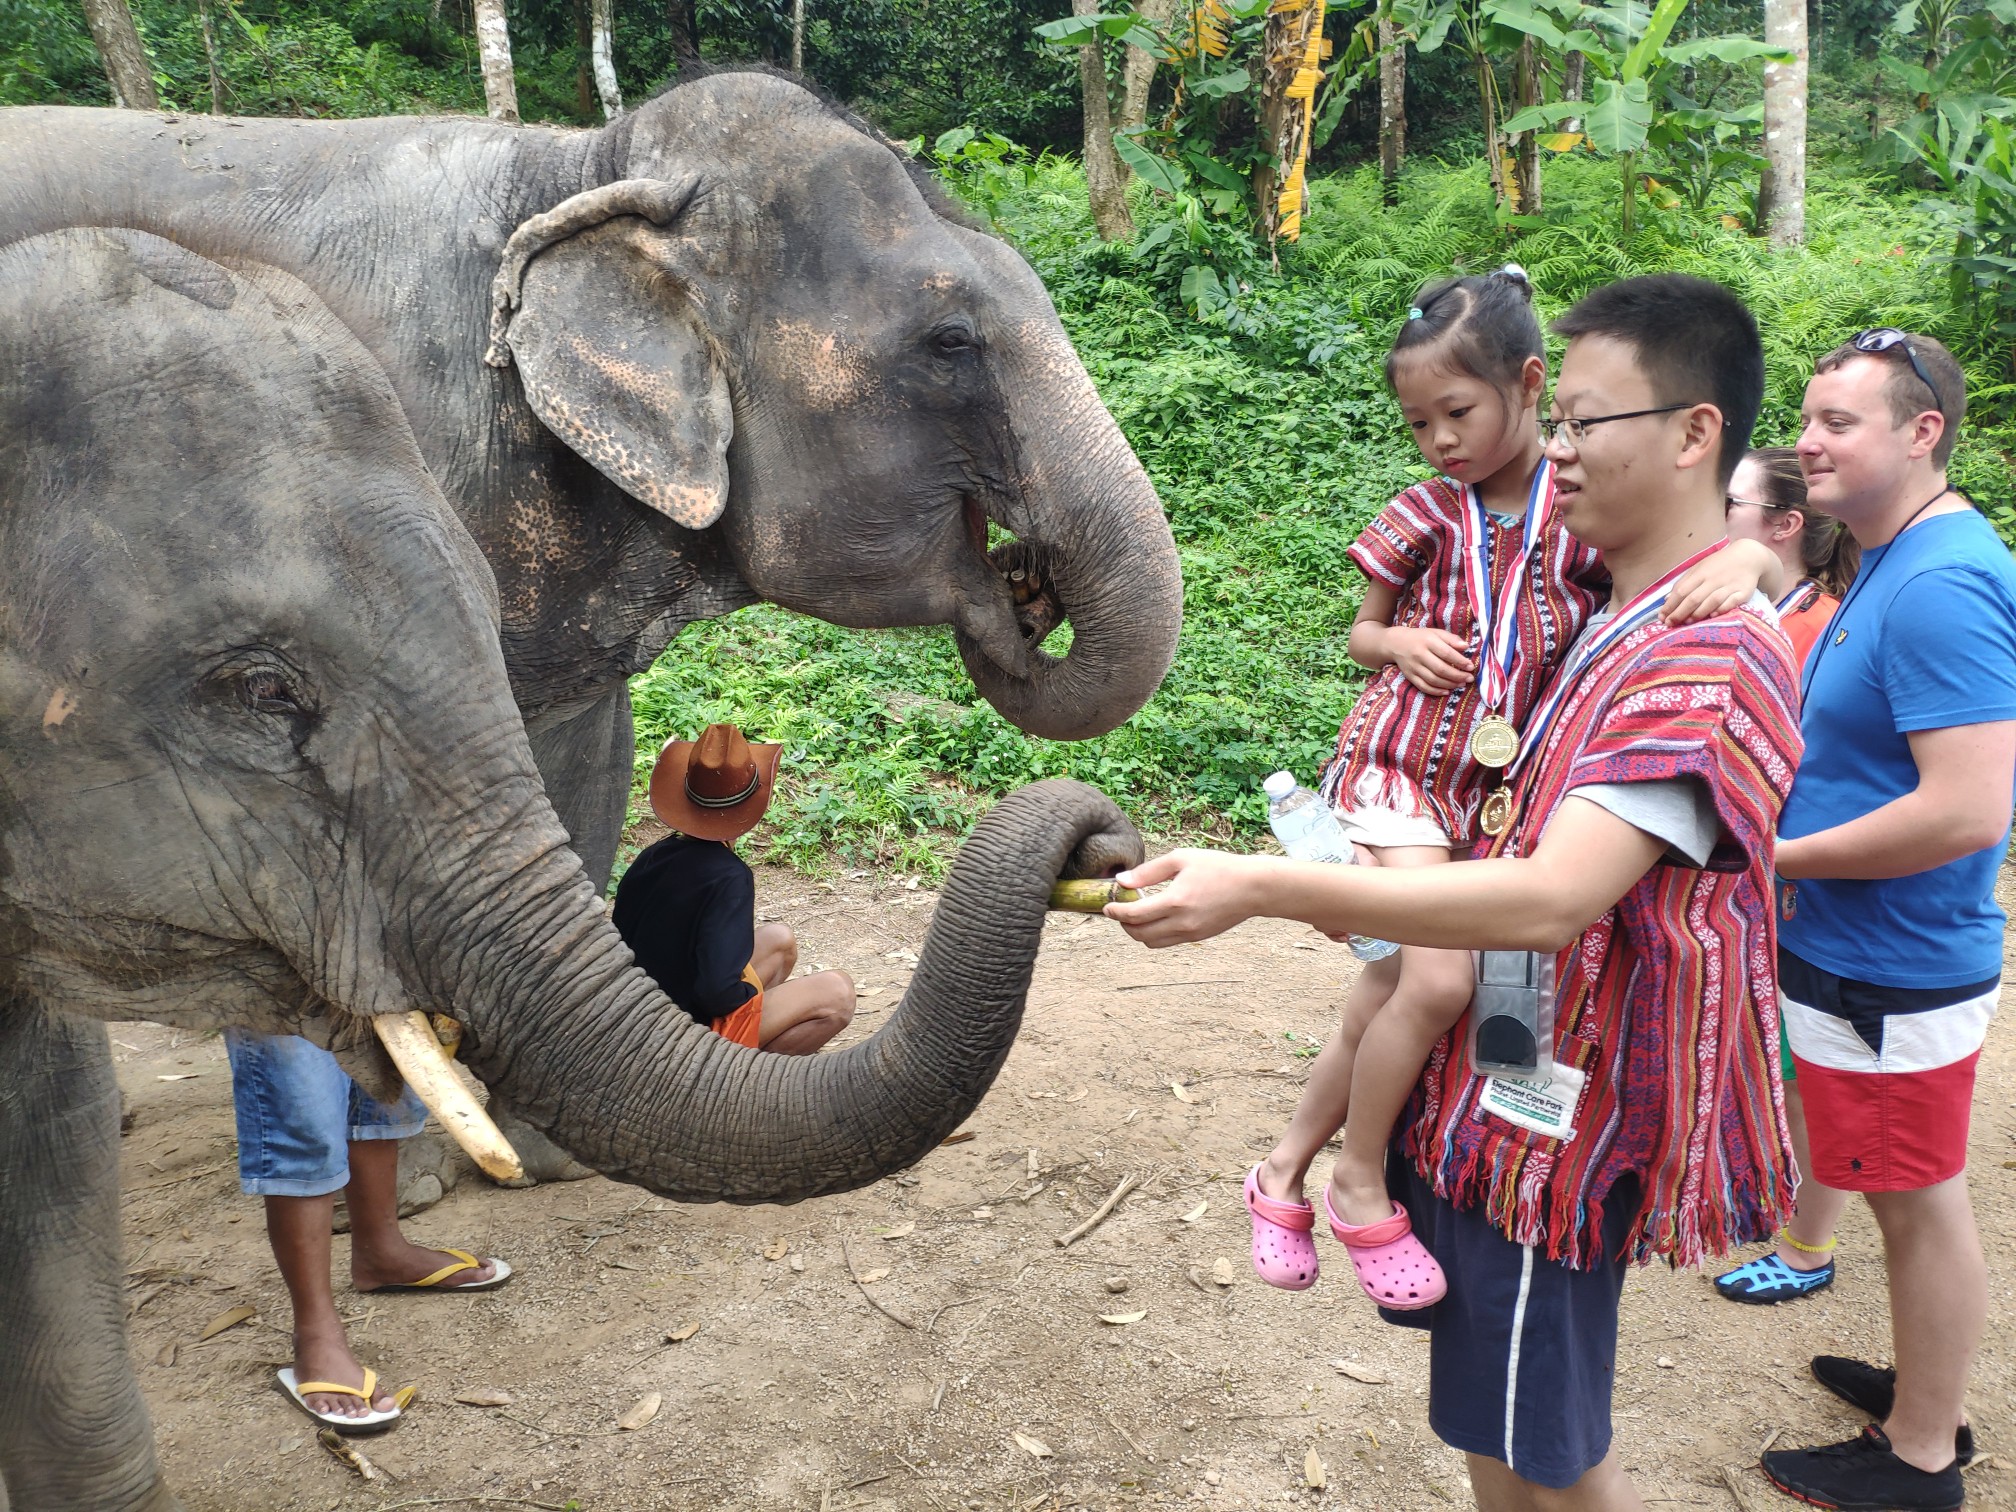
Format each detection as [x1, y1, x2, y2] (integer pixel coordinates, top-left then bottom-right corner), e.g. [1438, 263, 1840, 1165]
[0, 1005, 179, 1511]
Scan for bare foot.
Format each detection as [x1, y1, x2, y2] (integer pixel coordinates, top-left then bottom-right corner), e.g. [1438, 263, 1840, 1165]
[351, 1236, 499, 1293]
[292, 1323, 395, 1419]
[1324, 1172, 1397, 1231]
[1255, 1153, 1311, 1206]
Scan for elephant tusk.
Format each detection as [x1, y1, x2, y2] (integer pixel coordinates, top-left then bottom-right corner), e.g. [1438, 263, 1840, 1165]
[372, 1012, 525, 1183]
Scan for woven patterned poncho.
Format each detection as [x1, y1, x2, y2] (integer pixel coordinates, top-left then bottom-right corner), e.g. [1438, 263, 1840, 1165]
[1398, 606, 1805, 1270]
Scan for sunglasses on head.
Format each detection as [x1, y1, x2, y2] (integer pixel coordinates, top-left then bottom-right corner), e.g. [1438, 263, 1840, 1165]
[1851, 328, 1940, 410]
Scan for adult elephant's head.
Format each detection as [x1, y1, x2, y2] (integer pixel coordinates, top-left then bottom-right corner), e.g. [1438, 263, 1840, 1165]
[484, 71, 1182, 741]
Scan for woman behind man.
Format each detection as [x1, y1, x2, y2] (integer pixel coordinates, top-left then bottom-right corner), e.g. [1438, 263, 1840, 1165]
[1714, 445, 1861, 1304]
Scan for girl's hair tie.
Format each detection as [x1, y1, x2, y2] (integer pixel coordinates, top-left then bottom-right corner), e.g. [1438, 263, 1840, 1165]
[1406, 306, 1425, 321]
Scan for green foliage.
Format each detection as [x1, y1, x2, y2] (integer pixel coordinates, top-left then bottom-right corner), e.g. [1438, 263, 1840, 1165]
[628, 153, 2013, 870]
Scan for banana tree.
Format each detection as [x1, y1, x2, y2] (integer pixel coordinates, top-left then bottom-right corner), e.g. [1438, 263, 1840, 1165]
[1502, 0, 1789, 233]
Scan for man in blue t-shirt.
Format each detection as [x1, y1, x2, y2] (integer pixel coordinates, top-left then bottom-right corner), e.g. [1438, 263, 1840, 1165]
[1762, 332, 2016, 1512]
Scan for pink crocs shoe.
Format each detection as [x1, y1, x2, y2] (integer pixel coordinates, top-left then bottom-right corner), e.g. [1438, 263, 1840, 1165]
[1244, 1165, 1320, 1290]
[1323, 1190, 1446, 1310]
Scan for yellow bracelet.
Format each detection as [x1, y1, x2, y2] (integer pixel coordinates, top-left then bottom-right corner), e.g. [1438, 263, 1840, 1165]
[1778, 1227, 1838, 1256]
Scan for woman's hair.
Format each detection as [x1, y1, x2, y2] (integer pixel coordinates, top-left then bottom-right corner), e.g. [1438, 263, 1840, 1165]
[1385, 263, 1545, 402]
[1743, 446, 1861, 598]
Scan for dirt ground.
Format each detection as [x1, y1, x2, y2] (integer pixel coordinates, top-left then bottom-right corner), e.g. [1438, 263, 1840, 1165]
[114, 849, 2016, 1512]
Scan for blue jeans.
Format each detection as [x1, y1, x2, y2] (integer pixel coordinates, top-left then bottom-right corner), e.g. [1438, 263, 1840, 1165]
[224, 1030, 425, 1198]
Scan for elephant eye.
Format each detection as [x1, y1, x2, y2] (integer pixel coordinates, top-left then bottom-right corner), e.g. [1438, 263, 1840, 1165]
[238, 666, 307, 717]
[928, 322, 979, 357]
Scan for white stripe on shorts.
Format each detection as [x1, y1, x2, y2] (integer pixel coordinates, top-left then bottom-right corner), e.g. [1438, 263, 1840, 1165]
[1781, 986, 1997, 1074]
[1503, 1243, 1536, 1470]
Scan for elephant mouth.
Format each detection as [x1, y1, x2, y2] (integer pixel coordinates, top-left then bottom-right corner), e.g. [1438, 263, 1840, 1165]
[959, 496, 1067, 678]
[990, 538, 1066, 648]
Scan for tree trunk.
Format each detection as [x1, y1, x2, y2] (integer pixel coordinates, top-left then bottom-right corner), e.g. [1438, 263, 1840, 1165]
[590, 0, 622, 117]
[1761, 0, 1807, 244]
[670, 0, 698, 57]
[1476, 51, 1506, 206]
[1254, 0, 1327, 246]
[197, 0, 224, 113]
[1074, 0, 1133, 241]
[79, 0, 159, 109]
[1512, 35, 1541, 214]
[790, 0, 803, 71]
[575, 0, 593, 119]
[472, 0, 519, 122]
[1563, 48, 1584, 131]
[1378, 15, 1407, 206]
[1118, 0, 1172, 131]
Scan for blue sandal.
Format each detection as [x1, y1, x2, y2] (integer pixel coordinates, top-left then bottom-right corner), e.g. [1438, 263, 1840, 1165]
[1713, 1251, 1835, 1304]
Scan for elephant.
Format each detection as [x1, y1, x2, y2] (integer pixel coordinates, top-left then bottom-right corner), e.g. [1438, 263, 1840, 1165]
[0, 68, 1184, 902]
[0, 225, 1145, 1512]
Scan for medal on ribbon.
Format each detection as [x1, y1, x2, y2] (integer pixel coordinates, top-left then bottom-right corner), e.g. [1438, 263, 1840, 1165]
[1461, 462, 1554, 771]
[1478, 540, 1731, 841]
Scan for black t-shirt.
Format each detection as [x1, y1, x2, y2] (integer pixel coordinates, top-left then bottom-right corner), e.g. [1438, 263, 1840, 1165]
[610, 836, 758, 1027]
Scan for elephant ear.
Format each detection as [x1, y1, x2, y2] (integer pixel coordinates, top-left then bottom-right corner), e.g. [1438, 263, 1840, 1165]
[486, 178, 732, 530]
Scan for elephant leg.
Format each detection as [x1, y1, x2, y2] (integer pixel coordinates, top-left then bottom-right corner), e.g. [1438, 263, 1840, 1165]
[522, 679, 636, 894]
[0, 1006, 179, 1512]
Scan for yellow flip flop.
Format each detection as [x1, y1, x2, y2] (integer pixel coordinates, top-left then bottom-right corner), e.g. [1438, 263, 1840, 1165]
[276, 1366, 401, 1435]
[360, 1247, 513, 1294]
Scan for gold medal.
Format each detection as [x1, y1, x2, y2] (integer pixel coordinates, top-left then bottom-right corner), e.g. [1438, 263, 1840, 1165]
[1479, 786, 1513, 837]
[1470, 714, 1520, 769]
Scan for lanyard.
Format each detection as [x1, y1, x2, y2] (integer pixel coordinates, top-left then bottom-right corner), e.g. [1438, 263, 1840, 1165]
[1798, 487, 1951, 711]
[1775, 579, 1820, 617]
[1459, 459, 1555, 713]
[1506, 539, 1729, 782]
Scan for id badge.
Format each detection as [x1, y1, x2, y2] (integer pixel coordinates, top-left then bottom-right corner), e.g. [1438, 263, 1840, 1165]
[1467, 949, 1556, 1082]
[1480, 1060, 1585, 1142]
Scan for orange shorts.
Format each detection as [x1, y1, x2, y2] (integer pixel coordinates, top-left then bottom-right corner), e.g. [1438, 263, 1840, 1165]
[709, 963, 765, 1049]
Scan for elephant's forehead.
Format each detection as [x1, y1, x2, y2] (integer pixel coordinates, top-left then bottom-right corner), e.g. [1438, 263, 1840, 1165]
[763, 319, 881, 409]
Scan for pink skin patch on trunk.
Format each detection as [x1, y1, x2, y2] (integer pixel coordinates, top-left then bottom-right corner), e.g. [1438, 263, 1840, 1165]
[42, 687, 78, 730]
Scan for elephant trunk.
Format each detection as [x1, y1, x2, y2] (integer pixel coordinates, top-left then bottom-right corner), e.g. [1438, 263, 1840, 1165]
[956, 324, 1182, 742]
[443, 779, 1139, 1202]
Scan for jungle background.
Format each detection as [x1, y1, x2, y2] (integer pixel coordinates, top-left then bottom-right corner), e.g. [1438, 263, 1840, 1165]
[8, 0, 2014, 864]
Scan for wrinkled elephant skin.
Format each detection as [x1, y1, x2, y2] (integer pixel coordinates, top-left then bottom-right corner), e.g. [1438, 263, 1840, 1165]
[0, 73, 1183, 889]
[0, 228, 1145, 1512]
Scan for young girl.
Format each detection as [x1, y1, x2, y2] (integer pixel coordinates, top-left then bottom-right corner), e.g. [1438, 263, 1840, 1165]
[1243, 266, 1777, 1309]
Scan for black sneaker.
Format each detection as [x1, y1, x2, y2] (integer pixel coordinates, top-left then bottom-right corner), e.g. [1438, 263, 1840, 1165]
[1811, 1357, 1975, 1466]
[1762, 1425, 1963, 1511]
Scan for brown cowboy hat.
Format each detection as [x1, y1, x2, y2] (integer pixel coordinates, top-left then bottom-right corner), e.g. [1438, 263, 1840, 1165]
[648, 722, 783, 842]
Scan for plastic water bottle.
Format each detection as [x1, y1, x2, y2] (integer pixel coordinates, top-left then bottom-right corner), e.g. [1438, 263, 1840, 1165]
[1262, 771, 1400, 963]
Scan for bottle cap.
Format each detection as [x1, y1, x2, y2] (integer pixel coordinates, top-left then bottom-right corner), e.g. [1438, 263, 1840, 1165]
[1262, 771, 1296, 799]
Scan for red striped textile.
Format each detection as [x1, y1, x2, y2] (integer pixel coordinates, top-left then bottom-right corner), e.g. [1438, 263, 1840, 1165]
[1323, 477, 1606, 843]
[1398, 606, 1805, 1269]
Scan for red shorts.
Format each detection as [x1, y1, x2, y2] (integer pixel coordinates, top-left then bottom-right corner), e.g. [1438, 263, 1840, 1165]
[708, 963, 766, 1050]
[1779, 948, 1997, 1191]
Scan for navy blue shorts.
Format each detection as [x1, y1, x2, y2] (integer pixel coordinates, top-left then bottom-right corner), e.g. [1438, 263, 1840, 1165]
[1380, 1154, 1636, 1490]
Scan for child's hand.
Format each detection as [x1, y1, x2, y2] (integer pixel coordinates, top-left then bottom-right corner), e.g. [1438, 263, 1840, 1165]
[1663, 538, 1784, 623]
[1104, 849, 1270, 948]
[1385, 627, 1476, 695]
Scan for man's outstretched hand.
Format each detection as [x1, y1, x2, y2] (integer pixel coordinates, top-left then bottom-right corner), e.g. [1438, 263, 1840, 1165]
[1104, 849, 1270, 948]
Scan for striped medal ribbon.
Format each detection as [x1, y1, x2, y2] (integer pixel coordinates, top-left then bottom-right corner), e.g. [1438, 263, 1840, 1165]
[1478, 539, 1730, 839]
[1460, 459, 1555, 770]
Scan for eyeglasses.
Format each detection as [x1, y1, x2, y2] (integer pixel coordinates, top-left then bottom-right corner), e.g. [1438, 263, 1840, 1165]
[1540, 404, 1694, 446]
[1851, 328, 1940, 410]
[1723, 495, 1782, 513]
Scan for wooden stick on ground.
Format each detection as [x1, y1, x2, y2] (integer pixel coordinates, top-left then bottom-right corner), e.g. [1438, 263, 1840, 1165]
[1102, 1409, 1154, 1462]
[841, 1237, 917, 1329]
[1055, 1173, 1138, 1248]
[1719, 1465, 1770, 1512]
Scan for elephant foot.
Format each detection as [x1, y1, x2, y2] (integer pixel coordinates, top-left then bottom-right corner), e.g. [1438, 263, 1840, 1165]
[332, 1130, 472, 1231]
[488, 1104, 595, 1187]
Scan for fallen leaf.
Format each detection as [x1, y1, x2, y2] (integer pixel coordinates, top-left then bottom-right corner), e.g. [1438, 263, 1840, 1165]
[939, 1129, 976, 1146]
[156, 1073, 202, 1081]
[663, 1323, 700, 1344]
[856, 986, 883, 998]
[1179, 1201, 1207, 1224]
[856, 1267, 890, 1284]
[761, 1237, 789, 1261]
[1332, 1361, 1387, 1384]
[1098, 1309, 1147, 1325]
[1304, 1448, 1327, 1489]
[1065, 1086, 1088, 1103]
[1211, 1258, 1235, 1287]
[453, 1388, 514, 1407]
[617, 1392, 662, 1431]
[317, 1428, 387, 1481]
[197, 1304, 256, 1341]
[881, 1222, 916, 1241]
[1013, 1432, 1054, 1459]
[392, 1385, 418, 1411]
[154, 1341, 177, 1367]
[1292, 938, 1320, 950]
[1171, 1081, 1197, 1104]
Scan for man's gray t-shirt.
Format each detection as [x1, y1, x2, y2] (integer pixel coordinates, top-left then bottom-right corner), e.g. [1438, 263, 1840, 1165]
[1549, 593, 1773, 867]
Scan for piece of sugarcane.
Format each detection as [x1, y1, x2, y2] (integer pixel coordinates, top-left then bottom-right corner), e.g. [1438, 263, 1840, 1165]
[1048, 878, 1142, 912]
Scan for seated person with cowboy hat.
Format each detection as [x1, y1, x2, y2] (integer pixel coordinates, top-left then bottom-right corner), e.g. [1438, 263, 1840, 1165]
[613, 722, 855, 1054]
